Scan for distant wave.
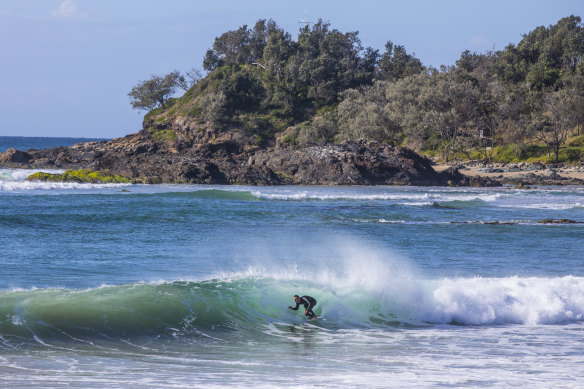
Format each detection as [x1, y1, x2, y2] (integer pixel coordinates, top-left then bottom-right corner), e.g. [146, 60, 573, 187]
[2, 274, 583, 346]
[251, 191, 435, 201]
[250, 190, 504, 204]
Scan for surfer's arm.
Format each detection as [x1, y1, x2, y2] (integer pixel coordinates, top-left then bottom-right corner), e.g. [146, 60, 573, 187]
[288, 303, 300, 310]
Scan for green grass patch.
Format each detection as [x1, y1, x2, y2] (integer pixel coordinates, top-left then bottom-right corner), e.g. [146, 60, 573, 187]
[143, 98, 178, 126]
[280, 134, 297, 144]
[566, 134, 584, 147]
[150, 129, 177, 143]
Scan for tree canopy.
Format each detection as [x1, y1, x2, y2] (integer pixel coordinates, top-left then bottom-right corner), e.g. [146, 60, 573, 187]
[128, 71, 182, 111]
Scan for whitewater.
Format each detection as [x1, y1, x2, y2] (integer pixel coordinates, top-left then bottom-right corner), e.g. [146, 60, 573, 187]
[1, 148, 584, 387]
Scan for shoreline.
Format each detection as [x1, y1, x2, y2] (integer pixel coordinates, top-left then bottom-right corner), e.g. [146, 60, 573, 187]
[434, 162, 584, 185]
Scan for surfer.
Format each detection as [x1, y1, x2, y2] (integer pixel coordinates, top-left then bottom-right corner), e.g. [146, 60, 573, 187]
[288, 295, 318, 319]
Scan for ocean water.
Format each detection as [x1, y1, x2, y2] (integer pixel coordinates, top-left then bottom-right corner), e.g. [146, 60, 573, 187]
[1, 138, 584, 388]
[0, 136, 107, 152]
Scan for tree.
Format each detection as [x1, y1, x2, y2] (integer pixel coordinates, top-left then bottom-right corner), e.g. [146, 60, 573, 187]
[494, 15, 584, 91]
[561, 74, 584, 136]
[538, 89, 574, 162]
[202, 19, 281, 72]
[176, 68, 203, 91]
[377, 41, 424, 81]
[203, 49, 222, 71]
[262, 28, 294, 81]
[286, 20, 374, 107]
[337, 83, 396, 142]
[128, 71, 181, 111]
[384, 73, 433, 149]
[416, 69, 481, 161]
[455, 50, 505, 161]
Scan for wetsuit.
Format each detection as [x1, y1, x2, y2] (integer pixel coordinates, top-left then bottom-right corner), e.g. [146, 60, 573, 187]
[291, 295, 317, 317]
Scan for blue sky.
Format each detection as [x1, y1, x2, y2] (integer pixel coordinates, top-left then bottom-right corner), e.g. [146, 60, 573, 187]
[0, 0, 582, 138]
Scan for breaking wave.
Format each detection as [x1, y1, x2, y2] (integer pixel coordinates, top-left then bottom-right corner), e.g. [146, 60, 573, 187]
[2, 272, 583, 347]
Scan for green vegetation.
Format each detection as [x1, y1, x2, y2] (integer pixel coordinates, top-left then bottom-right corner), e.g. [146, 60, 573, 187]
[143, 98, 178, 127]
[130, 16, 584, 163]
[149, 128, 177, 143]
[440, 132, 584, 164]
[27, 170, 132, 184]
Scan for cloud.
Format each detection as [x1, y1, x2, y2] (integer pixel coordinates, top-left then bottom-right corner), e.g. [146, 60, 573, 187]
[470, 34, 491, 47]
[50, 0, 88, 19]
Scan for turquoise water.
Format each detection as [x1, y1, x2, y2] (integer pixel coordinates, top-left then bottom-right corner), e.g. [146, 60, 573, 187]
[1, 138, 584, 388]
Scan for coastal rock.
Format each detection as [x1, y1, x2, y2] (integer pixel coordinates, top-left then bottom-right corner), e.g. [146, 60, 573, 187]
[478, 167, 504, 173]
[524, 162, 546, 171]
[545, 169, 560, 178]
[439, 167, 500, 187]
[0, 132, 500, 186]
[538, 219, 582, 224]
[0, 148, 32, 164]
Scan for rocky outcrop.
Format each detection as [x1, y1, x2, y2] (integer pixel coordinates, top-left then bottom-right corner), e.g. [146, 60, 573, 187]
[0, 131, 499, 186]
[0, 148, 32, 164]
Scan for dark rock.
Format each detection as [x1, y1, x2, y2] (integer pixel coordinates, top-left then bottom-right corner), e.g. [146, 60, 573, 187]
[524, 162, 546, 171]
[503, 166, 522, 172]
[0, 148, 32, 164]
[545, 169, 561, 179]
[439, 167, 500, 187]
[478, 167, 504, 173]
[513, 183, 533, 190]
[538, 219, 582, 224]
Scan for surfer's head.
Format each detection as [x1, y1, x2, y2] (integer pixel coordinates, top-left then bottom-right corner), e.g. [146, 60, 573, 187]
[293, 295, 300, 303]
